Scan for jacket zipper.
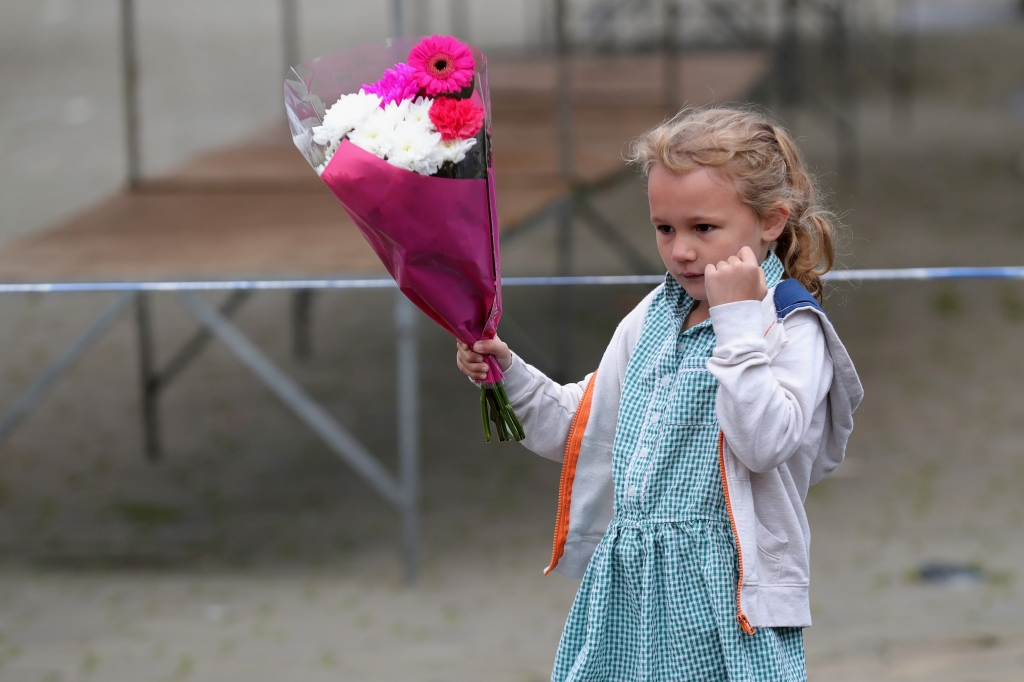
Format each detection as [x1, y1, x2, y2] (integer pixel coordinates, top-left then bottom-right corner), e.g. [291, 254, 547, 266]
[546, 372, 598, 575]
[718, 431, 756, 636]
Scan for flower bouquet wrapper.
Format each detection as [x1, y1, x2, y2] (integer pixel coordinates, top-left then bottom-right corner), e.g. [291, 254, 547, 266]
[285, 36, 523, 442]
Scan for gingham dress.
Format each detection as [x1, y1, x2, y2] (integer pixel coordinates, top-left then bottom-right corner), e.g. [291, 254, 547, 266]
[551, 253, 806, 682]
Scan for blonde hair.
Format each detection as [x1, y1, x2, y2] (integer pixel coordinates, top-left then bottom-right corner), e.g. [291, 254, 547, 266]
[627, 107, 836, 300]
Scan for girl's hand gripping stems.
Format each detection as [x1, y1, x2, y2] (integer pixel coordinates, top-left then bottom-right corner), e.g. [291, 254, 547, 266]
[456, 338, 523, 443]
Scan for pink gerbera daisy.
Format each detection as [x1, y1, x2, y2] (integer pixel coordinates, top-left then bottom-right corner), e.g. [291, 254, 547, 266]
[362, 62, 421, 107]
[408, 35, 475, 97]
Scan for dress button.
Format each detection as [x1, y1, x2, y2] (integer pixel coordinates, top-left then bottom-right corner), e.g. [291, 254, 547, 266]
[627, 485, 637, 497]
[650, 413, 660, 424]
[661, 375, 671, 387]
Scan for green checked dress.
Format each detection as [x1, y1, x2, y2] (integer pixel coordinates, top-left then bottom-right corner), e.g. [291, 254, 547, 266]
[551, 252, 806, 682]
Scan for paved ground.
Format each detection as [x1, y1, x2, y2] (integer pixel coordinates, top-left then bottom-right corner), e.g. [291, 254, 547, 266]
[0, 5, 1023, 681]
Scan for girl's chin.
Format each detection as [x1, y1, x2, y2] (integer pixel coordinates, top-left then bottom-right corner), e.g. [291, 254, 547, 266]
[675, 278, 706, 300]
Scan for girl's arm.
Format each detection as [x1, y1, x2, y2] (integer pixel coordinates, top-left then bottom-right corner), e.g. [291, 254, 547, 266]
[501, 354, 591, 462]
[456, 286, 659, 462]
[456, 338, 589, 462]
[707, 301, 833, 473]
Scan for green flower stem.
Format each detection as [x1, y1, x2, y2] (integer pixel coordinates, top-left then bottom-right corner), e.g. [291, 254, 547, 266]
[479, 382, 525, 443]
[486, 389, 508, 441]
[480, 390, 492, 442]
[495, 382, 525, 441]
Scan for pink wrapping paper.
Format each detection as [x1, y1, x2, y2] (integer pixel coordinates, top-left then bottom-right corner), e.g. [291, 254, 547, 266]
[322, 139, 504, 382]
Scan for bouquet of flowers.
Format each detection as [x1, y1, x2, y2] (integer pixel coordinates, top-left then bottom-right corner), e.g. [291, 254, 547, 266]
[285, 35, 523, 442]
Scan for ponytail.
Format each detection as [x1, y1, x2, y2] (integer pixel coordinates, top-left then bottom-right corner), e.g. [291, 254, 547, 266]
[769, 127, 835, 300]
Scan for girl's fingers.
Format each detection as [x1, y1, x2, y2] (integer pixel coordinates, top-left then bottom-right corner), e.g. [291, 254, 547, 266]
[457, 337, 509, 377]
[462, 362, 489, 379]
[738, 246, 758, 263]
[473, 337, 506, 353]
[456, 348, 488, 369]
[456, 355, 488, 379]
[456, 342, 484, 364]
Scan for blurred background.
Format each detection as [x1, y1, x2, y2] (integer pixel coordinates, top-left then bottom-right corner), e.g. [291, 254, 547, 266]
[0, 0, 1023, 680]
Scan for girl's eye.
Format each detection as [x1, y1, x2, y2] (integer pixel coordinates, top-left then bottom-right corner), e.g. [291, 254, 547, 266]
[695, 223, 715, 233]
[656, 224, 674, 234]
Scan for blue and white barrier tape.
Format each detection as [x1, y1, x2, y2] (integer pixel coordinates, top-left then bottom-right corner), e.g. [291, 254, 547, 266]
[0, 266, 1021, 294]
[823, 266, 1024, 282]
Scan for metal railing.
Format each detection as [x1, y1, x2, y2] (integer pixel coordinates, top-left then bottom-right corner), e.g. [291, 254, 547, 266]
[0, 266, 1021, 579]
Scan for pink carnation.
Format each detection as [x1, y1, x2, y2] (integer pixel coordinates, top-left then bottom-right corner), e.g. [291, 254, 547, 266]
[429, 97, 485, 141]
[362, 62, 421, 106]
[408, 35, 475, 97]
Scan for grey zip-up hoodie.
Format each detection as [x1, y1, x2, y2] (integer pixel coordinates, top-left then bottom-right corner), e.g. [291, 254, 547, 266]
[502, 279, 863, 630]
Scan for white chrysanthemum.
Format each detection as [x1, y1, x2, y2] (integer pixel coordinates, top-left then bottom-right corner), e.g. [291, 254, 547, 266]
[348, 107, 397, 159]
[404, 97, 435, 130]
[439, 137, 478, 165]
[387, 121, 444, 175]
[311, 89, 381, 146]
[378, 98, 411, 129]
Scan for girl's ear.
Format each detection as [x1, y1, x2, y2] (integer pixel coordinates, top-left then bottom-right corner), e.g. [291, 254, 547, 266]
[761, 204, 790, 243]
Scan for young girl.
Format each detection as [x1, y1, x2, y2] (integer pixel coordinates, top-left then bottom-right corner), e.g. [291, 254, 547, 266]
[457, 108, 863, 681]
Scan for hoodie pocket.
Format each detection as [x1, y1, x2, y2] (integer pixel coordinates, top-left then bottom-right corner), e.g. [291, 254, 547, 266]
[755, 519, 789, 584]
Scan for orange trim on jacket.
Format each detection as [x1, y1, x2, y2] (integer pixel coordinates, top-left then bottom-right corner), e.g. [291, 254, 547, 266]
[545, 371, 598, 576]
[719, 431, 756, 636]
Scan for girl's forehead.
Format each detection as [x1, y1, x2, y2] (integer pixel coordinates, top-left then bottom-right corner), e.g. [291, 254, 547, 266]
[648, 165, 743, 214]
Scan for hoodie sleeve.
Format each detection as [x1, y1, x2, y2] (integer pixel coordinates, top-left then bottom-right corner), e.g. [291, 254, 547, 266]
[707, 300, 833, 473]
[500, 353, 590, 462]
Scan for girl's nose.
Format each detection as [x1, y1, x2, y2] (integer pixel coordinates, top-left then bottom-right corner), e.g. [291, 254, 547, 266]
[672, 238, 696, 262]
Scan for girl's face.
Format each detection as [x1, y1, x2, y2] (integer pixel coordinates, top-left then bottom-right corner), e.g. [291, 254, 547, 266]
[648, 164, 787, 302]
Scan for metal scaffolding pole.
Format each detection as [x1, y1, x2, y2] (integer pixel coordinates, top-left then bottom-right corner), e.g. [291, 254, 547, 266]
[662, 0, 682, 116]
[135, 290, 253, 459]
[135, 292, 160, 460]
[832, 0, 858, 182]
[119, 0, 141, 189]
[554, 0, 574, 381]
[390, 1, 420, 583]
[281, 0, 300, 72]
[394, 293, 420, 583]
[777, 0, 802, 111]
[291, 289, 314, 360]
[393, 0, 405, 36]
[891, 0, 915, 127]
[449, 0, 470, 40]
[554, 0, 573, 183]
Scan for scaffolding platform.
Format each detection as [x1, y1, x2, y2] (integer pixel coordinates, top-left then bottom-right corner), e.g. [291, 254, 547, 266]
[0, 52, 767, 282]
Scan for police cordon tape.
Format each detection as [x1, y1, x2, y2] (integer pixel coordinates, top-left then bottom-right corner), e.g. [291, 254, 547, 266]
[0, 266, 1022, 293]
